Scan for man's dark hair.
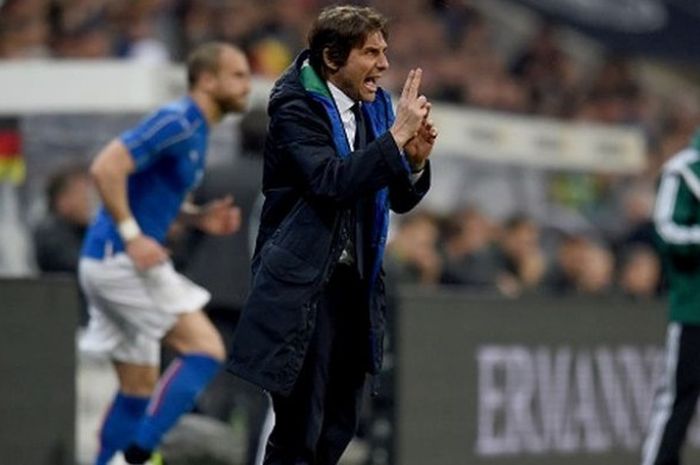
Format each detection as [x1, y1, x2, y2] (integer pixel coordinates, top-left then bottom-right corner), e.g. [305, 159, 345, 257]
[46, 165, 87, 213]
[186, 42, 228, 90]
[503, 214, 534, 232]
[307, 5, 388, 77]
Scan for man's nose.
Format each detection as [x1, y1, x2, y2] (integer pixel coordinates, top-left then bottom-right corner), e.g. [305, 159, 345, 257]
[377, 53, 389, 71]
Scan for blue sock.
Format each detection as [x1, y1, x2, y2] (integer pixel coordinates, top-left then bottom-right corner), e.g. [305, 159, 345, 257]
[95, 392, 149, 465]
[133, 354, 221, 451]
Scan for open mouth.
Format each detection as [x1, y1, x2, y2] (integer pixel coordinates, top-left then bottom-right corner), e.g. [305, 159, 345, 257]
[364, 76, 379, 92]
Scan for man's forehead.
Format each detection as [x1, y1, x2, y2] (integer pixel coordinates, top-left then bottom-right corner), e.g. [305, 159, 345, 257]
[222, 48, 250, 71]
[359, 31, 388, 49]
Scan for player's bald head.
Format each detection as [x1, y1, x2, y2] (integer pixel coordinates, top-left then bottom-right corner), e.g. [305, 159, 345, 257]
[186, 42, 245, 90]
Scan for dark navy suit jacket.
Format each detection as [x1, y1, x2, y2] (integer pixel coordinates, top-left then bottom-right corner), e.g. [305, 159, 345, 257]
[228, 52, 430, 395]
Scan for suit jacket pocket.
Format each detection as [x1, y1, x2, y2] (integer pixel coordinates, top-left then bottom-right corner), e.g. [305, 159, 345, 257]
[262, 243, 319, 284]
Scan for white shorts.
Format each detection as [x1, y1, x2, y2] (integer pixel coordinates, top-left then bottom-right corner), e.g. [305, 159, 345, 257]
[78, 254, 211, 365]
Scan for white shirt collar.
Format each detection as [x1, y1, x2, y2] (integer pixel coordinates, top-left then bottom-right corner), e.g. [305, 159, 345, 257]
[327, 80, 360, 149]
[327, 80, 356, 116]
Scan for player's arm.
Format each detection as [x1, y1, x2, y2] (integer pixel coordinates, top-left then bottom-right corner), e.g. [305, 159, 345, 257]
[654, 169, 700, 259]
[179, 195, 242, 236]
[90, 139, 168, 270]
[90, 139, 135, 226]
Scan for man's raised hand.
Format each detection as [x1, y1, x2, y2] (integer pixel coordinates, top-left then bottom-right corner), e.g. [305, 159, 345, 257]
[390, 68, 430, 149]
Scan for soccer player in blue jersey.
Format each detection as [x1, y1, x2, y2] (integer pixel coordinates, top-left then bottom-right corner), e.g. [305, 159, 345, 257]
[78, 42, 251, 465]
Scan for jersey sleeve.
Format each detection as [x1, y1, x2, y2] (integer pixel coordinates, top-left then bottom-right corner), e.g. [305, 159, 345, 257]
[120, 110, 191, 172]
[654, 169, 700, 257]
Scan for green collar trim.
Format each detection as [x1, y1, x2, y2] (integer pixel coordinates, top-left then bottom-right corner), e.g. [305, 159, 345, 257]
[299, 60, 331, 99]
[693, 129, 700, 151]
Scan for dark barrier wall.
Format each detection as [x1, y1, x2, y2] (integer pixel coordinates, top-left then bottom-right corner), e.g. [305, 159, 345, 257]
[394, 288, 700, 465]
[1, 277, 78, 465]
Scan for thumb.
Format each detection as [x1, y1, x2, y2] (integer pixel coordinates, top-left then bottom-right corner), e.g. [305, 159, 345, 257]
[216, 195, 234, 207]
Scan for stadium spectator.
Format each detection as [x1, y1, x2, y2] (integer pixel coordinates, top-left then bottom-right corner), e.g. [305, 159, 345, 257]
[544, 233, 589, 295]
[492, 214, 547, 296]
[617, 244, 662, 300]
[385, 211, 442, 286]
[439, 206, 500, 291]
[575, 241, 615, 296]
[510, 22, 581, 117]
[112, 1, 169, 64]
[33, 165, 94, 273]
[612, 180, 659, 260]
[0, 0, 50, 58]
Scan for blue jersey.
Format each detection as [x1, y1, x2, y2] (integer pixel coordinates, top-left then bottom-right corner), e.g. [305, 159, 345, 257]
[82, 96, 209, 259]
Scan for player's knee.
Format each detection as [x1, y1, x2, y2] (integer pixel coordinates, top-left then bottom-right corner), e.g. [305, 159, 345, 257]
[123, 379, 157, 396]
[189, 329, 226, 361]
[117, 367, 158, 396]
[202, 331, 226, 361]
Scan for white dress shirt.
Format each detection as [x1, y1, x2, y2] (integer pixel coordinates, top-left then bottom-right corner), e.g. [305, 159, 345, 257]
[326, 80, 424, 181]
[327, 81, 359, 150]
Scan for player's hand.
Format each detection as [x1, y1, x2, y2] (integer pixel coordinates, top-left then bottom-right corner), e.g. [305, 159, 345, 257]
[197, 195, 242, 235]
[404, 104, 438, 171]
[390, 68, 430, 149]
[126, 235, 169, 271]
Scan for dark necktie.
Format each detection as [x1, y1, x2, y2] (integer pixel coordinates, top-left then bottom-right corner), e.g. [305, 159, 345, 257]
[351, 103, 366, 278]
[352, 103, 366, 151]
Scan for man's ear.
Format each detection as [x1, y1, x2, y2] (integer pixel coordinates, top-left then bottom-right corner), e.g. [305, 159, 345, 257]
[198, 71, 217, 92]
[322, 48, 338, 72]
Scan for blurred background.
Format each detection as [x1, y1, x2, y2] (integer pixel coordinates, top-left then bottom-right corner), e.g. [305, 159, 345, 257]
[2, 0, 700, 464]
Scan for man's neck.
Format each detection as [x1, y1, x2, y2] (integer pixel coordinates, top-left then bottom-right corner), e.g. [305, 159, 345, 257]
[326, 80, 356, 113]
[190, 91, 221, 126]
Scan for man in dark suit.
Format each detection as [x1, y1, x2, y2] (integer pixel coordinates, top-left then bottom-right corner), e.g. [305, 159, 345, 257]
[228, 5, 437, 464]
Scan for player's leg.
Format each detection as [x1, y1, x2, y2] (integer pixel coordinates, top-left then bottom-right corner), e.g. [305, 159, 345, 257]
[94, 363, 156, 465]
[641, 323, 700, 465]
[163, 309, 226, 358]
[124, 310, 225, 464]
[79, 258, 156, 465]
[81, 256, 214, 464]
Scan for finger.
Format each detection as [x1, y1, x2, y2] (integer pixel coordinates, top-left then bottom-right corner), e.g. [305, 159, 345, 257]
[228, 205, 241, 219]
[418, 105, 429, 119]
[212, 198, 235, 213]
[204, 199, 223, 213]
[424, 102, 432, 119]
[401, 69, 415, 99]
[408, 68, 422, 100]
[140, 251, 167, 270]
[418, 123, 437, 141]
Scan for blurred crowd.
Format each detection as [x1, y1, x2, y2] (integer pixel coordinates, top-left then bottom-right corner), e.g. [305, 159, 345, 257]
[3, 0, 698, 156]
[385, 205, 662, 299]
[4, 0, 700, 298]
[30, 158, 665, 300]
[3, 0, 697, 145]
